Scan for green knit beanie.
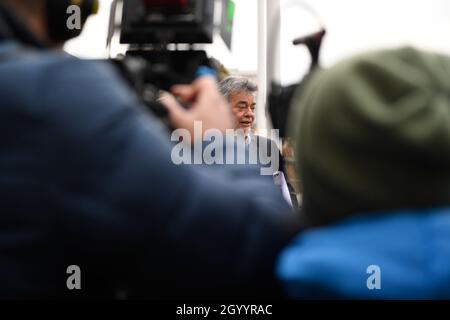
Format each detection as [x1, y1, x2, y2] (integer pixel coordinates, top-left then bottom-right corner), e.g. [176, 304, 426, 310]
[290, 47, 450, 227]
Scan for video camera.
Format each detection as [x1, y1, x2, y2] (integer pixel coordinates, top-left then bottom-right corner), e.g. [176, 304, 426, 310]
[110, 0, 325, 136]
[268, 29, 325, 138]
[108, 0, 229, 118]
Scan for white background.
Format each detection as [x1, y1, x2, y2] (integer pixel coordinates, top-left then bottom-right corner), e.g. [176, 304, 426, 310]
[66, 0, 450, 83]
[65, 0, 450, 132]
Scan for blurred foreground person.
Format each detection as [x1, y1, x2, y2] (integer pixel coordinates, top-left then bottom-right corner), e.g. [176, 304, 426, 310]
[0, 0, 298, 299]
[278, 47, 450, 299]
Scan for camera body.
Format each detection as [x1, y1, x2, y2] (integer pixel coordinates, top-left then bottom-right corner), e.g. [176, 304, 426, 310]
[111, 0, 220, 118]
[120, 0, 215, 45]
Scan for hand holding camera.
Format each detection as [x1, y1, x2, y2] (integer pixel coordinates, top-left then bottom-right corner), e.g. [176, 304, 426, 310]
[160, 76, 234, 138]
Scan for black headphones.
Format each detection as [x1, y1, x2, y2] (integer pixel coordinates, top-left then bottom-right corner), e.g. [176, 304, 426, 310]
[46, 0, 99, 42]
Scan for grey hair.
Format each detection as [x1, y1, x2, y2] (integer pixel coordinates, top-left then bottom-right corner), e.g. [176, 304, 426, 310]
[218, 76, 258, 102]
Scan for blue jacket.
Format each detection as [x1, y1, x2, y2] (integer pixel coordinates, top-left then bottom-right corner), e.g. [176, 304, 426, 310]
[0, 41, 297, 299]
[277, 208, 450, 299]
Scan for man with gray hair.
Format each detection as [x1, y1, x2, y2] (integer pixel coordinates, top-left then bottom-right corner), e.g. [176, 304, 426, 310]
[218, 76, 281, 171]
[219, 77, 298, 207]
[219, 76, 258, 137]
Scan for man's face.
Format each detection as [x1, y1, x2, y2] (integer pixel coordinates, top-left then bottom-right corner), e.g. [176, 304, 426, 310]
[229, 91, 256, 134]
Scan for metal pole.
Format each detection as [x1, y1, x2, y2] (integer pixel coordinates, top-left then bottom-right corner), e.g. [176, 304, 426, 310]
[256, 0, 268, 132]
[257, 0, 281, 133]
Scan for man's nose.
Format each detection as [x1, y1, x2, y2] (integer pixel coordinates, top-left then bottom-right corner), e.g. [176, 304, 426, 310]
[244, 108, 255, 117]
